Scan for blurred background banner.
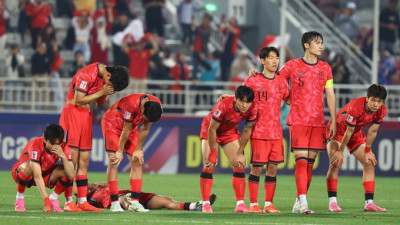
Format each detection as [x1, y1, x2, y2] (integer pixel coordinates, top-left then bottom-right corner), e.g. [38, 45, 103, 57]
[0, 114, 399, 176]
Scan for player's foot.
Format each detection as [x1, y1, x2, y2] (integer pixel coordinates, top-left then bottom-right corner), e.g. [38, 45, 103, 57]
[194, 201, 203, 211]
[364, 203, 386, 212]
[249, 205, 263, 213]
[15, 198, 26, 212]
[328, 202, 342, 212]
[202, 203, 213, 213]
[50, 199, 64, 212]
[77, 201, 104, 212]
[300, 203, 314, 214]
[64, 201, 82, 212]
[128, 201, 149, 212]
[110, 202, 124, 212]
[264, 205, 281, 214]
[235, 203, 251, 213]
[292, 199, 300, 213]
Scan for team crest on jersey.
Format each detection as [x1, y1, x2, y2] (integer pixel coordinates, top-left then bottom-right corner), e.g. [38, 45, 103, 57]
[32, 151, 38, 160]
[347, 115, 354, 122]
[79, 80, 88, 89]
[124, 111, 131, 119]
[214, 109, 221, 117]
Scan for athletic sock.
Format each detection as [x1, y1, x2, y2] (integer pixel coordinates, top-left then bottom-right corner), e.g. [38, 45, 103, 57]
[264, 176, 277, 203]
[295, 157, 308, 197]
[76, 174, 88, 203]
[108, 180, 119, 203]
[307, 158, 315, 192]
[248, 174, 260, 204]
[200, 168, 214, 201]
[232, 169, 246, 202]
[129, 179, 142, 201]
[326, 178, 338, 201]
[17, 170, 32, 194]
[363, 181, 375, 204]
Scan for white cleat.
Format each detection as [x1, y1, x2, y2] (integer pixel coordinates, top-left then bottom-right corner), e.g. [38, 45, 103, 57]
[292, 199, 301, 213]
[128, 201, 150, 212]
[110, 202, 124, 212]
[300, 203, 314, 214]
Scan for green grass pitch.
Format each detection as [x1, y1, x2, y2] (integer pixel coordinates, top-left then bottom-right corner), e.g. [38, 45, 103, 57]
[0, 171, 399, 224]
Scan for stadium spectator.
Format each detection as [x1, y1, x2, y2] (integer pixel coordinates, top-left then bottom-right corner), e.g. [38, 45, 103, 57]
[199, 50, 220, 85]
[311, 0, 340, 21]
[25, 0, 52, 49]
[320, 48, 331, 63]
[90, 10, 112, 65]
[101, 93, 163, 212]
[5, 44, 25, 105]
[170, 51, 190, 91]
[84, 182, 216, 211]
[12, 124, 75, 212]
[31, 42, 51, 81]
[75, 0, 96, 14]
[361, 28, 373, 59]
[333, 1, 360, 43]
[37, 24, 57, 65]
[103, 0, 116, 24]
[111, 11, 130, 67]
[219, 17, 241, 82]
[244, 47, 290, 214]
[17, 0, 30, 45]
[142, 0, 165, 38]
[177, 0, 203, 45]
[59, 63, 129, 212]
[379, 0, 399, 53]
[69, 50, 86, 77]
[56, 0, 74, 18]
[122, 33, 159, 91]
[378, 50, 397, 85]
[199, 86, 256, 213]
[72, 11, 93, 63]
[331, 54, 350, 85]
[326, 84, 387, 212]
[191, 13, 212, 79]
[230, 49, 253, 84]
[0, 1, 9, 62]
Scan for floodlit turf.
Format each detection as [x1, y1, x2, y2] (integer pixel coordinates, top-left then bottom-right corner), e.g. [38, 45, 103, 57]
[1, 171, 399, 224]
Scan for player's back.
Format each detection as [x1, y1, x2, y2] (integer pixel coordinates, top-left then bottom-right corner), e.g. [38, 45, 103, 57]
[279, 58, 332, 127]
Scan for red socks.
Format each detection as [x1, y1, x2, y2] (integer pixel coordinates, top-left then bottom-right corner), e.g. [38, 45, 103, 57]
[307, 158, 315, 191]
[326, 178, 338, 197]
[54, 176, 73, 195]
[17, 171, 32, 193]
[264, 176, 277, 202]
[108, 180, 119, 202]
[179, 202, 191, 210]
[248, 174, 260, 203]
[232, 169, 245, 202]
[295, 158, 308, 196]
[363, 181, 375, 200]
[76, 174, 88, 198]
[200, 168, 214, 201]
[130, 179, 142, 201]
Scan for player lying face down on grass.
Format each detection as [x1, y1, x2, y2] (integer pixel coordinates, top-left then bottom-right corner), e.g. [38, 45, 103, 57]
[199, 85, 257, 213]
[12, 124, 74, 213]
[101, 93, 163, 212]
[82, 182, 216, 211]
[325, 84, 388, 212]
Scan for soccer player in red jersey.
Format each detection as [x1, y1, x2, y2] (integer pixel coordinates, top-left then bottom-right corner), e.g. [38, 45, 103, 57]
[84, 183, 217, 211]
[243, 47, 290, 214]
[326, 84, 387, 212]
[59, 63, 130, 212]
[12, 124, 74, 212]
[199, 85, 257, 213]
[101, 93, 163, 212]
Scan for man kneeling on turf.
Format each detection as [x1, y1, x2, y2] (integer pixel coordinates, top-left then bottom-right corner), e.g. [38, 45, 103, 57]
[84, 183, 217, 211]
[12, 124, 75, 212]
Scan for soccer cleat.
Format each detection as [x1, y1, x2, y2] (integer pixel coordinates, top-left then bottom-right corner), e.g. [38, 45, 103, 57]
[128, 201, 149, 212]
[50, 199, 64, 212]
[15, 198, 26, 212]
[202, 203, 213, 213]
[77, 201, 104, 212]
[110, 202, 124, 212]
[64, 201, 82, 212]
[364, 203, 386, 212]
[234, 203, 251, 213]
[194, 201, 203, 211]
[300, 203, 314, 214]
[264, 205, 281, 214]
[292, 199, 301, 213]
[249, 205, 263, 213]
[209, 193, 217, 205]
[328, 202, 342, 212]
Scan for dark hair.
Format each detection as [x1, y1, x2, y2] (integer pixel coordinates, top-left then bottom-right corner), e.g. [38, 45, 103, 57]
[106, 66, 130, 91]
[301, 31, 323, 51]
[44, 124, 64, 145]
[235, 85, 254, 103]
[212, 50, 220, 59]
[367, 84, 387, 100]
[259, 46, 279, 59]
[203, 13, 213, 21]
[143, 101, 163, 122]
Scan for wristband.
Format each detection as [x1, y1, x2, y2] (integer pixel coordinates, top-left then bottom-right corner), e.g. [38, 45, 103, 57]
[365, 146, 371, 153]
[208, 148, 218, 164]
[44, 197, 51, 206]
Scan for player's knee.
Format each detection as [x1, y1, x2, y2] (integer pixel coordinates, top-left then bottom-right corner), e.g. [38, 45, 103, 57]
[19, 163, 33, 175]
[250, 166, 262, 175]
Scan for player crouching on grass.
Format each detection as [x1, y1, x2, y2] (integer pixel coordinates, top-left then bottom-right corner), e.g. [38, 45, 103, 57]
[12, 124, 74, 212]
[83, 183, 217, 211]
[326, 84, 387, 212]
[199, 85, 257, 213]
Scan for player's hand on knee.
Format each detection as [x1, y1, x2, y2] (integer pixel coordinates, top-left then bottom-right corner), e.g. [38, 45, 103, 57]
[110, 151, 124, 167]
[330, 151, 344, 167]
[132, 150, 144, 165]
[365, 152, 377, 166]
[236, 154, 246, 168]
[204, 160, 216, 169]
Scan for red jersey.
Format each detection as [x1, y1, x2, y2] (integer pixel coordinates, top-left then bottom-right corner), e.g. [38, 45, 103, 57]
[244, 73, 289, 139]
[67, 63, 105, 101]
[334, 97, 387, 135]
[278, 58, 332, 127]
[12, 137, 71, 175]
[128, 50, 151, 79]
[202, 96, 257, 137]
[102, 94, 162, 135]
[25, 3, 52, 29]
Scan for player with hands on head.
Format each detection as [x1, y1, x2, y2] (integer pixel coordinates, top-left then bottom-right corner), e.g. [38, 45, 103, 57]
[326, 84, 388, 212]
[199, 85, 257, 213]
[101, 93, 163, 212]
[12, 124, 74, 213]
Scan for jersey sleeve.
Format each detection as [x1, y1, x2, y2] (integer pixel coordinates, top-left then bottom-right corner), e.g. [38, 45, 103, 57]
[344, 106, 358, 127]
[74, 70, 96, 94]
[278, 61, 291, 80]
[246, 104, 257, 122]
[325, 63, 333, 80]
[29, 148, 43, 164]
[118, 99, 135, 122]
[281, 78, 290, 100]
[374, 105, 387, 124]
[211, 102, 226, 122]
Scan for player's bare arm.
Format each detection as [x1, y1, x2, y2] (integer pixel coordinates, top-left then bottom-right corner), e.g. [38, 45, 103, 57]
[326, 86, 337, 139]
[236, 121, 254, 168]
[111, 121, 133, 167]
[364, 123, 380, 166]
[31, 162, 51, 212]
[149, 36, 159, 56]
[51, 145, 74, 179]
[332, 125, 355, 166]
[132, 121, 152, 165]
[206, 119, 220, 168]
